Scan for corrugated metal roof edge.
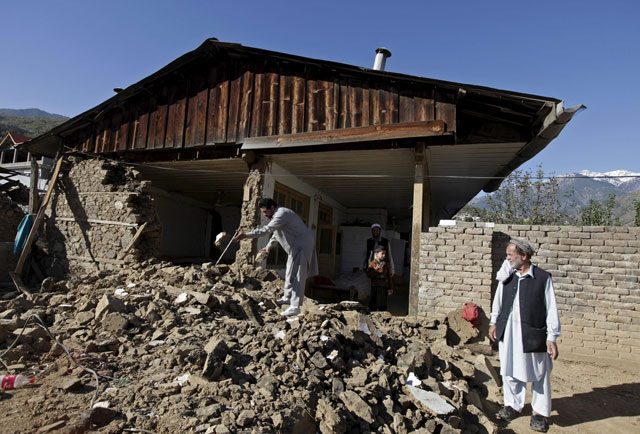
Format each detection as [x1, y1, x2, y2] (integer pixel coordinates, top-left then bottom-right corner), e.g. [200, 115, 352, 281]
[22, 38, 563, 158]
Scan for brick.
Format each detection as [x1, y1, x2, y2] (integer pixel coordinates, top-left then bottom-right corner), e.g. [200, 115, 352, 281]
[569, 245, 591, 252]
[540, 225, 561, 232]
[618, 338, 640, 347]
[582, 239, 604, 246]
[568, 231, 591, 239]
[605, 240, 628, 247]
[607, 315, 632, 324]
[595, 321, 619, 330]
[572, 305, 595, 313]
[591, 246, 615, 253]
[572, 346, 595, 355]
[583, 341, 608, 350]
[583, 226, 605, 232]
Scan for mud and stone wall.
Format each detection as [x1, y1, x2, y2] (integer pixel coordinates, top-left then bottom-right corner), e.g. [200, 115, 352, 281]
[39, 158, 162, 277]
[418, 221, 640, 363]
[0, 192, 26, 242]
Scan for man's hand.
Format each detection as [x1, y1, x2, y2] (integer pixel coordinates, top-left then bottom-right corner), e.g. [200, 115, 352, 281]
[489, 324, 497, 342]
[546, 341, 559, 360]
[233, 232, 247, 242]
[387, 289, 393, 295]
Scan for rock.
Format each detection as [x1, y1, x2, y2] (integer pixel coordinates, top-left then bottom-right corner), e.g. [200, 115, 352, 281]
[203, 337, 229, 379]
[102, 313, 129, 331]
[236, 409, 255, 426]
[95, 294, 127, 320]
[473, 355, 501, 388]
[88, 406, 121, 427]
[339, 390, 374, 424]
[40, 277, 56, 292]
[38, 420, 67, 432]
[76, 311, 93, 325]
[316, 399, 346, 434]
[404, 385, 456, 416]
[310, 351, 329, 370]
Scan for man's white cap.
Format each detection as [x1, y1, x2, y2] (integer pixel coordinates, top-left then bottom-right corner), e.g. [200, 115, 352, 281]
[371, 223, 381, 229]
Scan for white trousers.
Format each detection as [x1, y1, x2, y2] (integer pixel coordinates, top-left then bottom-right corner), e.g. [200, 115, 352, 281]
[503, 371, 552, 417]
[282, 249, 308, 308]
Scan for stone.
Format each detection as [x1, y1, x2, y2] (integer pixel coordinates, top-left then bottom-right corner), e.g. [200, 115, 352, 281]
[236, 409, 255, 426]
[405, 385, 457, 416]
[102, 313, 129, 331]
[38, 420, 67, 432]
[316, 399, 347, 434]
[339, 390, 374, 424]
[473, 355, 502, 388]
[95, 294, 127, 320]
[310, 351, 328, 370]
[76, 311, 93, 325]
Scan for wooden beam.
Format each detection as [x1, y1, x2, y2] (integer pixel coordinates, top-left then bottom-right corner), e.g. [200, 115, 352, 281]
[242, 120, 447, 150]
[119, 222, 148, 259]
[14, 157, 64, 276]
[8, 272, 32, 299]
[408, 143, 425, 317]
[28, 156, 39, 214]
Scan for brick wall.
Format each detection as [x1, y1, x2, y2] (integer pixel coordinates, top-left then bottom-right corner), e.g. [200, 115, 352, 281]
[418, 221, 640, 363]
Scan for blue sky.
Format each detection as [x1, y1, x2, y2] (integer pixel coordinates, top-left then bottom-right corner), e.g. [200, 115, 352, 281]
[2, 0, 638, 175]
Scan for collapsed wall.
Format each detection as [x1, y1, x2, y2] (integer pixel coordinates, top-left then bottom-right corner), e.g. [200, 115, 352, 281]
[0, 192, 25, 281]
[0, 191, 26, 242]
[419, 221, 640, 363]
[38, 157, 162, 277]
[234, 169, 263, 265]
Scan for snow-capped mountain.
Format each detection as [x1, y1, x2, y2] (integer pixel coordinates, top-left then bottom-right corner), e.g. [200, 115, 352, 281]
[577, 169, 640, 190]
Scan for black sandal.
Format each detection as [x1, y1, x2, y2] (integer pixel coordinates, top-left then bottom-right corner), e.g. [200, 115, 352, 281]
[530, 414, 549, 432]
[496, 406, 520, 422]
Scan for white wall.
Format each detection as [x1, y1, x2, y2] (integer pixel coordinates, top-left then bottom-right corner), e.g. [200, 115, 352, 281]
[259, 160, 347, 251]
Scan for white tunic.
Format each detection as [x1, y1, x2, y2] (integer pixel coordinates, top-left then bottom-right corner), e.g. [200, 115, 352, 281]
[490, 265, 561, 382]
[246, 206, 319, 277]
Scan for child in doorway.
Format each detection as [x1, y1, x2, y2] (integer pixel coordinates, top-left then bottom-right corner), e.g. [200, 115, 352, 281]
[366, 245, 393, 311]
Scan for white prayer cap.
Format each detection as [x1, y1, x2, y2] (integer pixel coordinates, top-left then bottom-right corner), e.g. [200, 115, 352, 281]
[509, 238, 534, 257]
[371, 223, 381, 229]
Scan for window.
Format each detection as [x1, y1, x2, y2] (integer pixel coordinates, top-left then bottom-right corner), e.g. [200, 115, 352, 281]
[266, 182, 310, 267]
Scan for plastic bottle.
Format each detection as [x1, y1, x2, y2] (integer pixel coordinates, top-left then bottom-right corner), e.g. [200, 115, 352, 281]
[1, 374, 34, 389]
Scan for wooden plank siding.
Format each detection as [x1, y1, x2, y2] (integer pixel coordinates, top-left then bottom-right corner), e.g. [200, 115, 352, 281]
[68, 58, 456, 153]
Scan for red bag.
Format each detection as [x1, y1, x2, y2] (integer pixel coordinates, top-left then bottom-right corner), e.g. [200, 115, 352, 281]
[462, 302, 479, 327]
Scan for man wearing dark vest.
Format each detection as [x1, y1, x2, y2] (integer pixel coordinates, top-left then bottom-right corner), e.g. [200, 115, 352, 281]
[363, 223, 395, 275]
[489, 239, 560, 433]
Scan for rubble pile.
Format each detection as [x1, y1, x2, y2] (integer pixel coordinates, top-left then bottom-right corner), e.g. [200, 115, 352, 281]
[38, 158, 162, 278]
[0, 260, 502, 434]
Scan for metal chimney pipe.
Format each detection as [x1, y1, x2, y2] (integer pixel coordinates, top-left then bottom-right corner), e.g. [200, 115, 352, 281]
[373, 47, 392, 71]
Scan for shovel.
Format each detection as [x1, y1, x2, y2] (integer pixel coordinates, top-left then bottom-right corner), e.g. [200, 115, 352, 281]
[215, 229, 240, 266]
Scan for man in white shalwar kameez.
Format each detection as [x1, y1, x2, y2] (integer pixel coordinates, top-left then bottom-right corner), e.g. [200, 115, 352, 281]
[489, 239, 560, 433]
[234, 198, 318, 317]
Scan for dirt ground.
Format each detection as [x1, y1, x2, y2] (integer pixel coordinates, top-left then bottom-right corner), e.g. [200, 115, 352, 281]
[493, 356, 640, 434]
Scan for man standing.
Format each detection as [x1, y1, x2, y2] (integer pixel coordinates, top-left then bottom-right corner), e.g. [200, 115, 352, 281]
[233, 198, 318, 316]
[366, 245, 393, 311]
[363, 223, 395, 275]
[489, 239, 560, 433]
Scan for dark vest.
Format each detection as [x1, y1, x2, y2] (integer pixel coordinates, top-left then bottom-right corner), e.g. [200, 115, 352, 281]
[495, 266, 551, 353]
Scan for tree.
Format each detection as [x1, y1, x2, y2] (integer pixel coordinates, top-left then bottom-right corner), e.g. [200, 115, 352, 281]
[581, 193, 618, 226]
[481, 166, 575, 225]
[634, 200, 640, 227]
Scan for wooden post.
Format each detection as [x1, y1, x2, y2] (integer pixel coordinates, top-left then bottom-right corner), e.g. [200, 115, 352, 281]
[14, 156, 64, 276]
[29, 156, 39, 214]
[408, 142, 429, 317]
